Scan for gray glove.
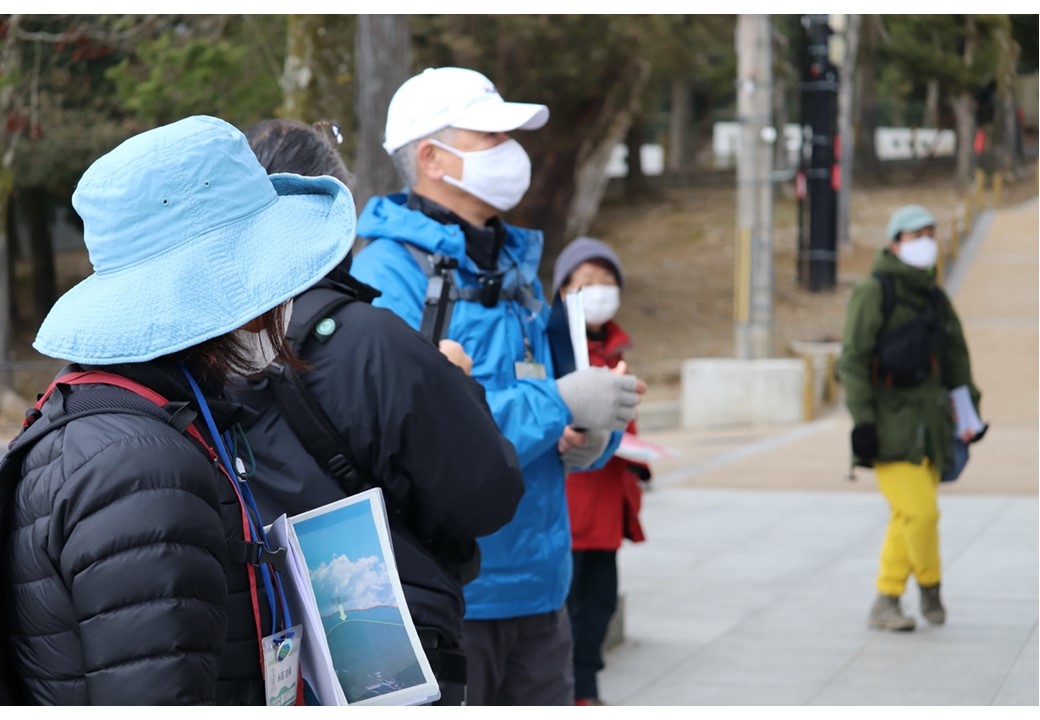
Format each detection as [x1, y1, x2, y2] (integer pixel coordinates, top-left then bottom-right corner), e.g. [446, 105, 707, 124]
[562, 429, 612, 471]
[556, 367, 639, 431]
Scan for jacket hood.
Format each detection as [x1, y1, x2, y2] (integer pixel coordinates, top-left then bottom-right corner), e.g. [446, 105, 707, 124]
[358, 193, 544, 283]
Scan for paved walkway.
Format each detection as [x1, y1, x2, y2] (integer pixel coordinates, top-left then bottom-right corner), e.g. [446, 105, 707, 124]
[600, 198, 1039, 706]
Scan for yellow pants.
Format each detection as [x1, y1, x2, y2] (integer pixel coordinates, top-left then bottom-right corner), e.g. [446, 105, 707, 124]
[875, 461, 941, 596]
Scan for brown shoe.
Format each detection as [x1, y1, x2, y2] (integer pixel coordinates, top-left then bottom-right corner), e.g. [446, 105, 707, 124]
[868, 593, 916, 631]
[919, 583, 946, 625]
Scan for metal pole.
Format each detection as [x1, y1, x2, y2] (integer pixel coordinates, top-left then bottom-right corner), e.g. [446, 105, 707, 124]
[801, 14, 839, 292]
[835, 14, 860, 248]
[735, 14, 775, 359]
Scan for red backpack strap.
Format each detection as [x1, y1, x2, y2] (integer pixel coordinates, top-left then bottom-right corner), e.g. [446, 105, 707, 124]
[27, 370, 214, 459]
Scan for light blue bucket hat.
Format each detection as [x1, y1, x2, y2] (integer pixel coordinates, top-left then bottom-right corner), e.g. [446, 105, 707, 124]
[34, 115, 356, 364]
[886, 204, 936, 241]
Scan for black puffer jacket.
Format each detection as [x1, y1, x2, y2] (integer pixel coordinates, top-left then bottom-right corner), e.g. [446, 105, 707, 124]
[1, 362, 271, 705]
[232, 275, 525, 647]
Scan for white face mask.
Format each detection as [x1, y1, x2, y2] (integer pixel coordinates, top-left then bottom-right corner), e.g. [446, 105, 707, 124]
[576, 285, 620, 326]
[898, 236, 938, 269]
[428, 138, 532, 212]
[231, 299, 293, 375]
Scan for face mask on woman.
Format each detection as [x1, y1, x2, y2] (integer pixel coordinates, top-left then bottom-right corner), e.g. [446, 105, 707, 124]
[231, 299, 294, 375]
[577, 285, 621, 326]
[428, 138, 532, 212]
[898, 236, 938, 269]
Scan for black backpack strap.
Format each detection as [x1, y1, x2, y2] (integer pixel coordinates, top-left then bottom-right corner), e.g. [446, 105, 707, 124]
[404, 243, 543, 344]
[285, 286, 356, 347]
[872, 271, 896, 325]
[265, 285, 371, 495]
[264, 362, 369, 492]
[404, 243, 459, 345]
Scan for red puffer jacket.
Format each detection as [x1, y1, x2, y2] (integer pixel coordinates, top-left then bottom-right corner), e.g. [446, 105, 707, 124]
[565, 321, 647, 551]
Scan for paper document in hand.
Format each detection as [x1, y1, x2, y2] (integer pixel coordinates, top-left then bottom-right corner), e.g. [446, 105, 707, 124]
[266, 515, 345, 705]
[565, 289, 590, 371]
[949, 385, 984, 436]
[615, 432, 681, 463]
[267, 488, 439, 706]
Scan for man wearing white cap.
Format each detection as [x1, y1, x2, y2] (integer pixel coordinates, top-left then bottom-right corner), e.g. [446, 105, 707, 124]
[352, 67, 645, 705]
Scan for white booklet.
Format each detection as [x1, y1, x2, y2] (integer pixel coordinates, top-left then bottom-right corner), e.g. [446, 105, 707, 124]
[266, 488, 440, 706]
[565, 289, 591, 371]
[949, 385, 985, 436]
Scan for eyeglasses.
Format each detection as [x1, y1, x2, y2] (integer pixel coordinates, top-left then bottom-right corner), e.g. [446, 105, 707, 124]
[313, 120, 343, 146]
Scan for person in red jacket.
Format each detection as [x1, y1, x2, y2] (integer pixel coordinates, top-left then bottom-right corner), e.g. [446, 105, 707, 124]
[552, 237, 649, 706]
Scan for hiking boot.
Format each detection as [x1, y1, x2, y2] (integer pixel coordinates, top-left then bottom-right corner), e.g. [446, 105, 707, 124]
[868, 593, 916, 631]
[919, 583, 946, 625]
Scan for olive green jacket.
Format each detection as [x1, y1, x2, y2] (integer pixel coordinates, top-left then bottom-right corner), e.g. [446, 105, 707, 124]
[839, 248, 981, 472]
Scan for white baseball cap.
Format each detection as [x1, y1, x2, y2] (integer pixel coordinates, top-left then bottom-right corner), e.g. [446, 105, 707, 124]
[382, 67, 549, 154]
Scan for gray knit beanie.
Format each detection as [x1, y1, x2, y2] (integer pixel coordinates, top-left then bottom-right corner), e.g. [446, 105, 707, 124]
[551, 236, 624, 297]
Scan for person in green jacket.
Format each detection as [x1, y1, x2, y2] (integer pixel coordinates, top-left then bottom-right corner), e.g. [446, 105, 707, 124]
[839, 204, 982, 632]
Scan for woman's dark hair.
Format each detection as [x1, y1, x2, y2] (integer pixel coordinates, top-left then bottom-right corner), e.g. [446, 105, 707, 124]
[245, 119, 354, 189]
[179, 302, 304, 388]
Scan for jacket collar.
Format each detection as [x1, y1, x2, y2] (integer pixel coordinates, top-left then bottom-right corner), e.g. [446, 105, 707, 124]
[406, 192, 507, 271]
[588, 320, 632, 360]
[872, 247, 937, 294]
[358, 193, 544, 286]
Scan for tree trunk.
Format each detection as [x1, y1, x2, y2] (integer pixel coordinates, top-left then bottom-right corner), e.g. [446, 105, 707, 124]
[624, 113, 647, 197]
[923, 79, 940, 128]
[994, 18, 1022, 177]
[952, 16, 980, 189]
[951, 93, 977, 190]
[772, 72, 789, 177]
[0, 14, 24, 390]
[280, 16, 355, 153]
[853, 15, 880, 182]
[667, 78, 691, 172]
[509, 56, 650, 266]
[280, 16, 318, 121]
[354, 15, 412, 212]
[26, 188, 56, 323]
[836, 14, 861, 247]
[562, 59, 650, 247]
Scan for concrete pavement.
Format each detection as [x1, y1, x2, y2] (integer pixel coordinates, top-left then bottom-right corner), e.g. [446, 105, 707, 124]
[599, 198, 1039, 706]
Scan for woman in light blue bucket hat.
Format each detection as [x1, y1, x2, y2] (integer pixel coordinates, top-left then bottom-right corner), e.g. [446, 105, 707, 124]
[1, 115, 355, 705]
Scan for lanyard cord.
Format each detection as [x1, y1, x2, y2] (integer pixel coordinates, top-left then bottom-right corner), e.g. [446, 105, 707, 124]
[179, 364, 292, 633]
[223, 427, 293, 633]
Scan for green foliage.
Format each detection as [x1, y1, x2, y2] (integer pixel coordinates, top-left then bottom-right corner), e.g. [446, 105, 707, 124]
[414, 15, 645, 110]
[880, 16, 1005, 98]
[7, 16, 136, 190]
[106, 16, 285, 129]
[1009, 15, 1038, 73]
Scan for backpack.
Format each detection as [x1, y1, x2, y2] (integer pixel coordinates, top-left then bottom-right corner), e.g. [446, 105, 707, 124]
[871, 271, 946, 388]
[0, 370, 223, 705]
[260, 278, 473, 703]
[403, 244, 542, 344]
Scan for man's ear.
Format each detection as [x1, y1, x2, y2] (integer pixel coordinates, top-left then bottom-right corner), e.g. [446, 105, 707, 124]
[416, 140, 445, 181]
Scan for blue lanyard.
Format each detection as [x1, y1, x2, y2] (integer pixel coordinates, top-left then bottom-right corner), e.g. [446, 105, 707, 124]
[179, 364, 292, 633]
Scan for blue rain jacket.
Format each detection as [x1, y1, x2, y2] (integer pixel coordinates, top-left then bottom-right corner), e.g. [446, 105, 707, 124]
[353, 193, 618, 620]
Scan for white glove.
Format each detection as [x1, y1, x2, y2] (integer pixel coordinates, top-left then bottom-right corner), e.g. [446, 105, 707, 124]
[562, 429, 612, 471]
[556, 367, 639, 431]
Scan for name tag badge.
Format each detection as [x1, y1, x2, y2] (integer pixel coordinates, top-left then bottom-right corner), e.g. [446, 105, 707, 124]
[263, 624, 302, 706]
[515, 360, 547, 380]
